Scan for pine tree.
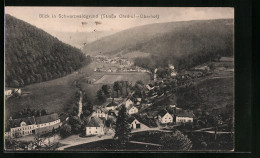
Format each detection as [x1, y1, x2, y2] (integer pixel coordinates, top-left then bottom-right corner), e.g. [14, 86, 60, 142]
[114, 105, 131, 146]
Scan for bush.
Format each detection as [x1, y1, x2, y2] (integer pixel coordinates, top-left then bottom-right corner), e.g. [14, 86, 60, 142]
[60, 123, 72, 138]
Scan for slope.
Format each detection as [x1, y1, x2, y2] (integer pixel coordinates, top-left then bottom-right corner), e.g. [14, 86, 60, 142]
[5, 14, 90, 87]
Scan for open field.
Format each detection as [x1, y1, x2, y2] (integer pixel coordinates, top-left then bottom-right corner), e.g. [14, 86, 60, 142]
[5, 63, 95, 121]
[94, 73, 151, 84]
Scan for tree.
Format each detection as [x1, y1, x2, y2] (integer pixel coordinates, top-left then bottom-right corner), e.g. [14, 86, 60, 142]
[160, 130, 192, 150]
[60, 123, 72, 138]
[113, 81, 121, 98]
[114, 105, 131, 145]
[97, 89, 107, 103]
[101, 84, 111, 97]
[10, 79, 19, 88]
[68, 116, 82, 134]
[41, 109, 47, 116]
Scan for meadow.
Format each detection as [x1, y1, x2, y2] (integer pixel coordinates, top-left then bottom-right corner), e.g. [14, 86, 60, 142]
[5, 63, 95, 121]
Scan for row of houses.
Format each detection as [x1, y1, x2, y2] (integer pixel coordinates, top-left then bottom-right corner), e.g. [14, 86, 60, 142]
[158, 106, 194, 124]
[5, 113, 61, 138]
[94, 66, 149, 73]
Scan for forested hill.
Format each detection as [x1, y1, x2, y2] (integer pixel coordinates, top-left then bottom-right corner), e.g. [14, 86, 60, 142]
[5, 14, 90, 88]
[83, 19, 233, 70]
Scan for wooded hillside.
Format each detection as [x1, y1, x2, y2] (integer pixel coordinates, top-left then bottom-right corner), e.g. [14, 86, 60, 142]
[5, 14, 90, 87]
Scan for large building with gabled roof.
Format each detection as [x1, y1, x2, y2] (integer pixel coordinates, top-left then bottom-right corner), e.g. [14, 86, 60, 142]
[85, 116, 105, 136]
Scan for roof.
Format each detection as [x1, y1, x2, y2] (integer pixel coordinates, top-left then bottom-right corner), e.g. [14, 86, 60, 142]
[158, 109, 170, 117]
[9, 116, 36, 128]
[128, 114, 157, 128]
[127, 104, 137, 110]
[176, 110, 193, 118]
[127, 116, 136, 124]
[106, 102, 118, 107]
[35, 113, 59, 124]
[86, 116, 104, 127]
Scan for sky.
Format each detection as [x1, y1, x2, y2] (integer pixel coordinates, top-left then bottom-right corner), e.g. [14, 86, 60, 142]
[5, 7, 234, 33]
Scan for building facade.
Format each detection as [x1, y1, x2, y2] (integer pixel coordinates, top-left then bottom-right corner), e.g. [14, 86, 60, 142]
[85, 116, 105, 136]
[5, 113, 61, 138]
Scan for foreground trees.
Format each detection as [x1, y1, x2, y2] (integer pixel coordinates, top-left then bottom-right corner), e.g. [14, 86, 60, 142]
[60, 123, 72, 138]
[5, 15, 90, 87]
[160, 130, 192, 150]
[114, 105, 131, 145]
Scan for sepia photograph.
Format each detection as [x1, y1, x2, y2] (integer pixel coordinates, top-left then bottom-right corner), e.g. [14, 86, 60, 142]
[4, 7, 234, 151]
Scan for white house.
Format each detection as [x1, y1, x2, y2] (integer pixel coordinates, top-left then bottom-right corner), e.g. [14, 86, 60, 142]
[5, 89, 12, 96]
[127, 105, 138, 115]
[92, 108, 108, 120]
[158, 110, 173, 124]
[6, 113, 61, 138]
[85, 116, 105, 136]
[5, 88, 21, 96]
[7, 116, 38, 138]
[125, 99, 134, 108]
[175, 110, 194, 124]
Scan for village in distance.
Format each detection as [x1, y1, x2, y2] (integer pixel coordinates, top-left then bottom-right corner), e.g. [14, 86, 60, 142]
[4, 11, 234, 151]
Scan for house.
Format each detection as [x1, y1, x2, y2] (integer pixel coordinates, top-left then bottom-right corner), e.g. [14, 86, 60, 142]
[175, 110, 194, 124]
[5, 89, 12, 96]
[5, 88, 21, 96]
[125, 99, 134, 108]
[7, 116, 38, 138]
[92, 108, 108, 120]
[158, 109, 173, 124]
[5, 113, 61, 138]
[127, 105, 138, 115]
[128, 114, 156, 130]
[170, 70, 177, 77]
[105, 102, 118, 111]
[85, 116, 105, 136]
[194, 66, 210, 71]
[34, 113, 61, 135]
[128, 116, 147, 130]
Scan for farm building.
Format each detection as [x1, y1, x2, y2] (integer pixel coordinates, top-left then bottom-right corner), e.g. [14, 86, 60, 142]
[5, 113, 61, 138]
[127, 105, 138, 115]
[92, 108, 108, 120]
[5, 88, 21, 96]
[125, 99, 134, 108]
[157, 109, 173, 124]
[175, 109, 194, 124]
[85, 116, 105, 136]
[128, 116, 148, 130]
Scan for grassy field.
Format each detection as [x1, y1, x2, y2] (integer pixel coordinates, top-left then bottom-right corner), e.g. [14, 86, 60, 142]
[94, 73, 150, 84]
[5, 62, 95, 121]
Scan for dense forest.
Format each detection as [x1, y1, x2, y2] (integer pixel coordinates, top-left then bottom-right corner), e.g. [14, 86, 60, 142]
[5, 14, 90, 87]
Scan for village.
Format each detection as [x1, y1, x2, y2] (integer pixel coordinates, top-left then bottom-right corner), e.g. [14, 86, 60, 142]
[4, 56, 234, 150]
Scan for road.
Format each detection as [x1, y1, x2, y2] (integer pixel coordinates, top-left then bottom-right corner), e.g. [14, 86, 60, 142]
[56, 133, 114, 150]
[129, 141, 162, 147]
[78, 90, 83, 117]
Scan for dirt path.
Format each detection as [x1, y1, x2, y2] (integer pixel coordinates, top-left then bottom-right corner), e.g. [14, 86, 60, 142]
[78, 91, 83, 117]
[129, 141, 162, 147]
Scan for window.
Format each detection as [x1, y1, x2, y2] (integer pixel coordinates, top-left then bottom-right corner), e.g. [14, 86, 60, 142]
[96, 127, 98, 129]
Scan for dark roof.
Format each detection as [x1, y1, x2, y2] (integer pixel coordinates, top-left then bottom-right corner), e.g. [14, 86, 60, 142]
[157, 109, 170, 117]
[127, 116, 136, 124]
[86, 116, 104, 127]
[9, 116, 36, 128]
[35, 113, 59, 124]
[128, 114, 157, 128]
[176, 110, 193, 118]
[106, 102, 118, 107]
